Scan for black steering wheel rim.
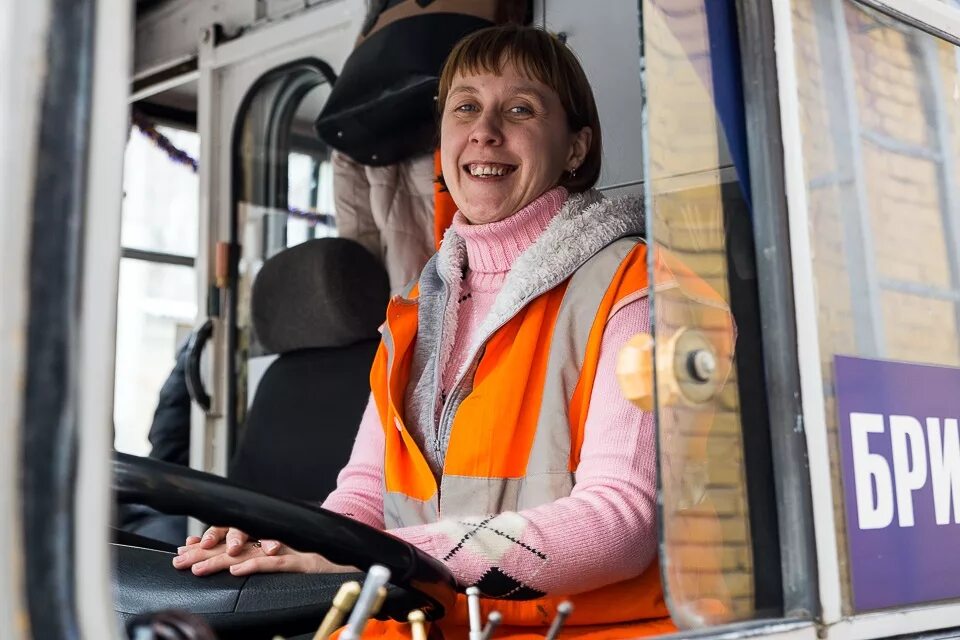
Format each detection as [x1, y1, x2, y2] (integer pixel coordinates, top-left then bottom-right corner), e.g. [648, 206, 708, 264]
[112, 452, 457, 619]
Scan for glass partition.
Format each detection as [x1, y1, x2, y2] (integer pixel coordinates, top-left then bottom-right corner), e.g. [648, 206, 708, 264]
[231, 60, 337, 445]
[788, 0, 960, 614]
[642, 0, 767, 627]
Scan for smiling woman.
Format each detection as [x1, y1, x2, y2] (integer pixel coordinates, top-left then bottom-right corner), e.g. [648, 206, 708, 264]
[174, 24, 678, 640]
[437, 25, 601, 224]
[439, 66, 589, 224]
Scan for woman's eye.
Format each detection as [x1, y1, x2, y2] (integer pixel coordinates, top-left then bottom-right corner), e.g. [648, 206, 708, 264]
[454, 103, 478, 113]
[508, 105, 533, 115]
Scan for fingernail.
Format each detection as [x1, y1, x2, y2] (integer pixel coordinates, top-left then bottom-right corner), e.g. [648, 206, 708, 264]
[228, 539, 240, 548]
[229, 565, 240, 574]
[177, 546, 187, 554]
[172, 556, 184, 566]
[264, 541, 280, 553]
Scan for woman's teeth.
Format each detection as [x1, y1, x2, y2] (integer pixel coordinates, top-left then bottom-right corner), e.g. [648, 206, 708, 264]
[468, 163, 514, 177]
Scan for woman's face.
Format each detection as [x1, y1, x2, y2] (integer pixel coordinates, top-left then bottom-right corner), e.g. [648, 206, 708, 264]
[440, 65, 592, 225]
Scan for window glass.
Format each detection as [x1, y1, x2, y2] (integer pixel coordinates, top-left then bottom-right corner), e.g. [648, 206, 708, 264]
[789, 0, 960, 613]
[643, 0, 766, 626]
[113, 259, 197, 454]
[114, 123, 200, 456]
[233, 62, 336, 437]
[120, 125, 199, 257]
[287, 150, 337, 247]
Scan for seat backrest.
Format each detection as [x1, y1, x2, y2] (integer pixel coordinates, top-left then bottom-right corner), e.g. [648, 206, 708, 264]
[228, 238, 389, 502]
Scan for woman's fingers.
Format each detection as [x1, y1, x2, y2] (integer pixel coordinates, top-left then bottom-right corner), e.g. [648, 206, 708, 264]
[173, 542, 262, 575]
[185, 535, 201, 546]
[228, 549, 324, 576]
[224, 528, 250, 556]
[191, 548, 254, 576]
[173, 541, 355, 577]
[260, 539, 282, 555]
[199, 526, 229, 549]
[172, 543, 229, 570]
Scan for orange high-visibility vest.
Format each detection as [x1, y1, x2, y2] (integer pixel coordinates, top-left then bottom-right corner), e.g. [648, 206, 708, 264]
[366, 238, 678, 639]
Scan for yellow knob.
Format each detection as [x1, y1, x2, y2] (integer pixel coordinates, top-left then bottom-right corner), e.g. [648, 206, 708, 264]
[616, 333, 655, 411]
[408, 610, 427, 640]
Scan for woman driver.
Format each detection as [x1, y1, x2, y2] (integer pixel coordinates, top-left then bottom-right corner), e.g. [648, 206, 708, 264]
[175, 24, 675, 638]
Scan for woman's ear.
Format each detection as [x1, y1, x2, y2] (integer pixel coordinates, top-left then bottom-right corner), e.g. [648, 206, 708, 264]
[568, 126, 593, 172]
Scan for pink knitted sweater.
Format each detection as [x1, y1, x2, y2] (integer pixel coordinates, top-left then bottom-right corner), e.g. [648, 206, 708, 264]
[323, 188, 657, 596]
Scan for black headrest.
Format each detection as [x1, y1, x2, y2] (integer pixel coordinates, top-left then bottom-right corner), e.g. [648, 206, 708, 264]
[252, 238, 389, 354]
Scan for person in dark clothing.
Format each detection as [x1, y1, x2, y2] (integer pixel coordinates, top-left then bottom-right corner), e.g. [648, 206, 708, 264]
[146, 340, 191, 467]
[116, 341, 191, 545]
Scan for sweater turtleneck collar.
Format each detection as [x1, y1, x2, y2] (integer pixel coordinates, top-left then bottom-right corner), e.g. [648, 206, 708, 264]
[451, 187, 568, 275]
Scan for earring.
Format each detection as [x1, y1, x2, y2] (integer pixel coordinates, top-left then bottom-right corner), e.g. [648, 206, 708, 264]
[568, 168, 577, 179]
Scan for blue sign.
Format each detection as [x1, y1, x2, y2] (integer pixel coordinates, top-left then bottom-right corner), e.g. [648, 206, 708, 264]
[835, 355, 960, 611]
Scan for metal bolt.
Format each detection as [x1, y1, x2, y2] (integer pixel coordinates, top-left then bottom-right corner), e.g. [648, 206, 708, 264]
[688, 349, 716, 382]
[544, 602, 573, 640]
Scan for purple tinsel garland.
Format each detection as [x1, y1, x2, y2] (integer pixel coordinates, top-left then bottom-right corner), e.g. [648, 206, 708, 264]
[132, 113, 335, 228]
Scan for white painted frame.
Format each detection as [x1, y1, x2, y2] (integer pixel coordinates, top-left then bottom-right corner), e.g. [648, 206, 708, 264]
[855, 0, 960, 45]
[190, 0, 364, 480]
[0, 1, 130, 637]
[0, 1, 50, 638]
[773, 0, 960, 637]
[75, 1, 132, 638]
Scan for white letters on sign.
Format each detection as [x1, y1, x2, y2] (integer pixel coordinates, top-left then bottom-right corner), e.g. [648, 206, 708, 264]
[927, 418, 960, 525]
[850, 413, 960, 530]
[890, 416, 927, 527]
[850, 413, 894, 530]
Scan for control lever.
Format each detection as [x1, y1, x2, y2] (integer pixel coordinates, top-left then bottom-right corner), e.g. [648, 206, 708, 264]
[544, 601, 573, 640]
[313, 581, 361, 640]
[479, 611, 502, 640]
[341, 565, 392, 640]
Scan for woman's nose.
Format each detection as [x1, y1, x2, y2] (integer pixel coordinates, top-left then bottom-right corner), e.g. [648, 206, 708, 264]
[469, 113, 502, 146]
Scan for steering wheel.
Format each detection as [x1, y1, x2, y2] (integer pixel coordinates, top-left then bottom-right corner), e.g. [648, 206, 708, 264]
[112, 452, 457, 638]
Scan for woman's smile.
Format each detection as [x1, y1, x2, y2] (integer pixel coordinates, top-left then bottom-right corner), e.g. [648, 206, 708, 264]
[464, 162, 518, 178]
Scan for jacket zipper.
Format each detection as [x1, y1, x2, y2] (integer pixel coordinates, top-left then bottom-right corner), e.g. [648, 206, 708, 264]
[431, 262, 583, 509]
[433, 302, 534, 495]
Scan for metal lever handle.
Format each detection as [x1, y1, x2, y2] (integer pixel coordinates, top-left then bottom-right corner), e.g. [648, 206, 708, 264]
[185, 319, 213, 413]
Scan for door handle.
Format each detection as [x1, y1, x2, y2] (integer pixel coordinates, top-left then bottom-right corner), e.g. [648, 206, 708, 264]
[185, 319, 214, 413]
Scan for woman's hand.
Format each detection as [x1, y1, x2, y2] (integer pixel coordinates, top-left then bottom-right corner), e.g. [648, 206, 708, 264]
[173, 526, 356, 577]
[186, 526, 275, 556]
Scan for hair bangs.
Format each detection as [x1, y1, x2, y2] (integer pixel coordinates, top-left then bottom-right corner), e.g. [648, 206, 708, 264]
[439, 28, 566, 115]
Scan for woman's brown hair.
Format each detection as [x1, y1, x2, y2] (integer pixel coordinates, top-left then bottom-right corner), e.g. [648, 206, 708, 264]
[437, 24, 603, 193]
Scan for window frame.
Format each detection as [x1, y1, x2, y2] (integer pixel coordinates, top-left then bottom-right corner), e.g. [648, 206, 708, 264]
[119, 119, 200, 269]
[771, 0, 960, 635]
[225, 56, 337, 457]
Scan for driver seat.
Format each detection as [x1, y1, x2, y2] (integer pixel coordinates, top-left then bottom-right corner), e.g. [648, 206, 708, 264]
[228, 237, 389, 501]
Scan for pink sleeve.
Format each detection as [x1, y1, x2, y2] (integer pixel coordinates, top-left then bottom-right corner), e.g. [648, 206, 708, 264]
[320, 395, 386, 530]
[390, 296, 658, 596]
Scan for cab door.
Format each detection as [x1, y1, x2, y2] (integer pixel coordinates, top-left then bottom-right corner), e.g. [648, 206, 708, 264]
[191, 0, 364, 477]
